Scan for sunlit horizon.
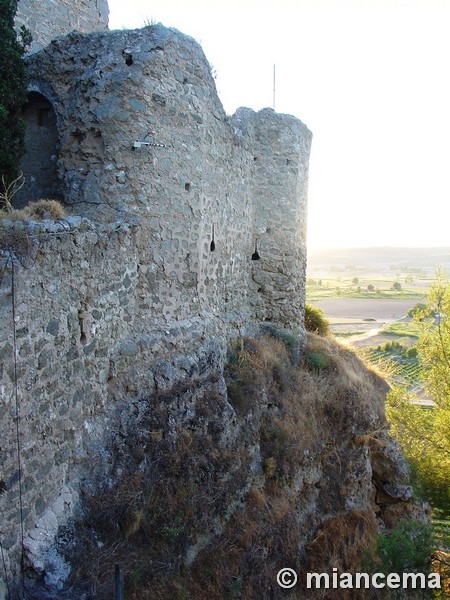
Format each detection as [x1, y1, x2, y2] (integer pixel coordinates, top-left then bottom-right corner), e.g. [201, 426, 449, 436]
[108, 0, 450, 250]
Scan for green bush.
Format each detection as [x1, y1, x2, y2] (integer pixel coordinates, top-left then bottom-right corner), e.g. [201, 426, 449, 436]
[304, 303, 329, 335]
[404, 346, 418, 359]
[0, 0, 31, 187]
[378, 340, 405, 354]
[375, 520, 433, 576]
[305, 351, 330, 370]
[408, 303, 428, 319]
[262, 324, 296, 348]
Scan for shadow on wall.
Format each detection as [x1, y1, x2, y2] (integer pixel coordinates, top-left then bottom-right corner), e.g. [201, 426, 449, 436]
[14, 91, 61, 208]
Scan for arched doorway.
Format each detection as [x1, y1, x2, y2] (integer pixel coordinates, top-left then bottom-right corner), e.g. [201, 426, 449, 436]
[14, 92, 61, 208]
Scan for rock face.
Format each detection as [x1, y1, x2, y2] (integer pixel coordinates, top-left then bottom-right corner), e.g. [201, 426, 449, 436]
[22, 335, 426, 599]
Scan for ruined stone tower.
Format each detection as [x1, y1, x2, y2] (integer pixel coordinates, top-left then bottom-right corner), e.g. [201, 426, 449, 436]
[15, 21, 312, 335]
[1, 0, 312, 590]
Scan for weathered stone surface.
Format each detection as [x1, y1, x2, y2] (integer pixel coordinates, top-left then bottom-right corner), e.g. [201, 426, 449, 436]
[22, 486, 78, 587]
[15, 0, 109, 54]
[0, 12, 314, 594]
[369, 431, 410, 486]
[16, 24, 311, 334]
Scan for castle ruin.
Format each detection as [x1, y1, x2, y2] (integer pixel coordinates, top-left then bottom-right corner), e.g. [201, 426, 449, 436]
[0, 1, 312, 591]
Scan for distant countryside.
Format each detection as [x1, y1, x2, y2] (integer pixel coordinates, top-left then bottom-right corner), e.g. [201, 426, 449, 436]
[307, 247, 450, 557]
[307, 246, 450, 333]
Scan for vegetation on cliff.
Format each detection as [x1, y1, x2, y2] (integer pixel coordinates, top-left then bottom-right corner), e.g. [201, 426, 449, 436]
[45, 332, 430, 600]
[387, 273, 450, 512]
[386, 273, 450, 593]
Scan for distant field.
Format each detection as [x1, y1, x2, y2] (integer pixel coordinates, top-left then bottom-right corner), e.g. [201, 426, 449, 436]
[311, 298, 418, 321]
[309, 298, 423, 350]
[381, 321, 420, 339]
[306, 250, 436, 302]
[307, 246, 450, 275]
[306, 260, 430, 371]
[306, 275, 430, 301]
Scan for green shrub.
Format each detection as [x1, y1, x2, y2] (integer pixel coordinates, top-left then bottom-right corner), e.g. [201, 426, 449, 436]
[408, 303, 428, 319]
[305, 351, 330, 370]
[304, 303, 329, 335]
[263, 324, 298, 350]
[379, 340, 405, 354]
[404, 347, 418, 359]
[375, 520, 434, 577]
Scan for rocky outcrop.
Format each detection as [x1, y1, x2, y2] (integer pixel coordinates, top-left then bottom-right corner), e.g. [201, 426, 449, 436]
[15, 334, 426, 599]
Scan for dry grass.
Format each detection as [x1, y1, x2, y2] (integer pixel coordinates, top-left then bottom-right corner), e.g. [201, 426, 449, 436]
[0, 199, 66, 221]
[433, 551, 450, 599]
[62, 334, 390, 599]
[305, 510, 378, 600]
[0, 225, 35, 261]
[305, 334, 388, 433]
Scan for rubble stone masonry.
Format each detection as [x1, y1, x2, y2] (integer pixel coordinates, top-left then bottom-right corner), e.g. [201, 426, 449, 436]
[15, 0, 109, 54]
[0, 19, 311, 589]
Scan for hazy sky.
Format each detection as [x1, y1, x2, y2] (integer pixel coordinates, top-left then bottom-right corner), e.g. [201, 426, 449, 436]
[108, 0, 450, 249]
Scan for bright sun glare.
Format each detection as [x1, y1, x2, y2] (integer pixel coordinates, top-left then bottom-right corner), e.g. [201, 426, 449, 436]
[108, 0, 450, 249]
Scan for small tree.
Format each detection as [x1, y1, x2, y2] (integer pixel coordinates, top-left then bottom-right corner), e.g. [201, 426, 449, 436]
[352, 277, 359, 285]
[387, 272, 450, 514]
[392, 281, 402, 292]
[0, 0, 31, 187]
[407, 303, 428, 319]
[367, 284, 374, 292]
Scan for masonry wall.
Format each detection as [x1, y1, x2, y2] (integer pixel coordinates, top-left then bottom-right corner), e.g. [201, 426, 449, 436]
[231, 108, 310, 330]
[0, 217, 233, 585]
[15, 0, 109, 54]
[0, 24, 312, 589]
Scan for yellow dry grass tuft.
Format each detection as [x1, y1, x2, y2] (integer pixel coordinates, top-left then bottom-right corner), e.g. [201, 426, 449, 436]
[22, 198, 66, 220]
[0, 198, 66, 221]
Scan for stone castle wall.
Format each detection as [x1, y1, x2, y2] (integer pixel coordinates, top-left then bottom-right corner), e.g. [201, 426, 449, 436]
[20, 24, 311, 330]
[15, 0, 109, 54]
[0, 23, 311, 589]
[0, 217, 231, 585]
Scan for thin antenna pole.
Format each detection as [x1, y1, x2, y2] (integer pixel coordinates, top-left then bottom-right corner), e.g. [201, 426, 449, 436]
[273, 64, 276, 111]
